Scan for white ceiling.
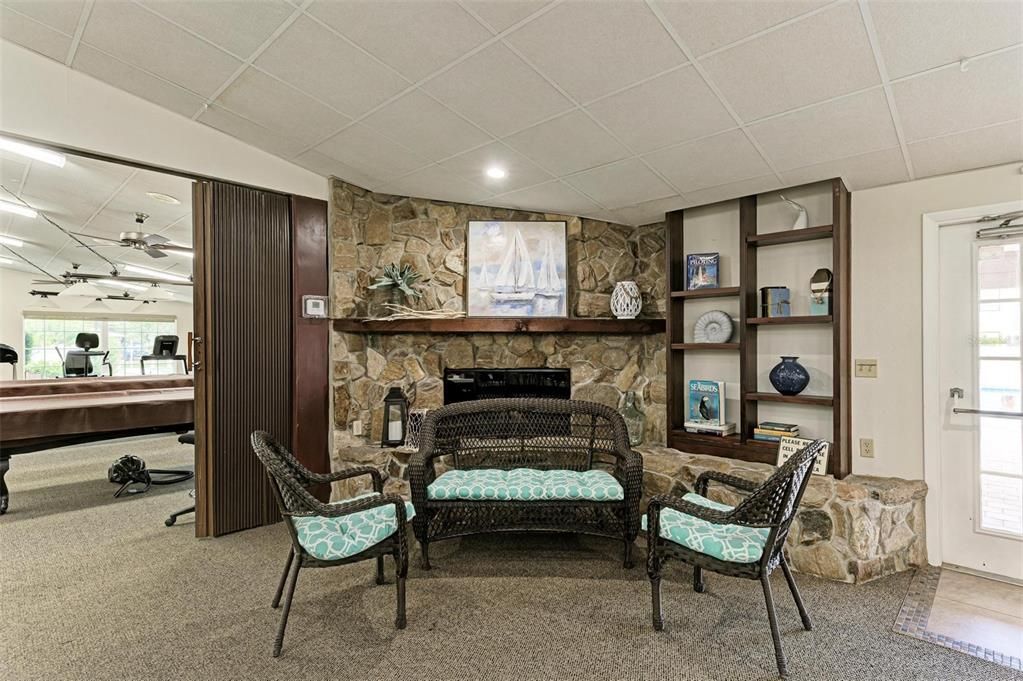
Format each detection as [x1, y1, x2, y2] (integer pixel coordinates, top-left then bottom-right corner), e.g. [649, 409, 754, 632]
[1, 0, 1021, 227]
[0, 148, 193, 287]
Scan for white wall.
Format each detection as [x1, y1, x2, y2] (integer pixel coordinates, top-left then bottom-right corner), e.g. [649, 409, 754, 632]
[852, 162, 1023, 479]
[0, 40, 326, 199]
[0, 266, 193, 378]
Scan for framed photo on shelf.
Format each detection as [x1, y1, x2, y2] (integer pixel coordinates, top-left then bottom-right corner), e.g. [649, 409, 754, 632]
[466, 220, 567, 318]
[776, 436, 830, 475]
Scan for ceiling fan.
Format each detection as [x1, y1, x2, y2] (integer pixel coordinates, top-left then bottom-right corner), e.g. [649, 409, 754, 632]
[71, 213, 193, 259]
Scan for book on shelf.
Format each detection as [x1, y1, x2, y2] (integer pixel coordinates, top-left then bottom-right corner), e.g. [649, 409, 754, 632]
[688, 379, 725, 425]
[684, 422, 736, 436]
[754, 427, 800, 438]
[686, 252, 719, 289]
[758, 421, 799, 432]
[753, 433, 783, 443]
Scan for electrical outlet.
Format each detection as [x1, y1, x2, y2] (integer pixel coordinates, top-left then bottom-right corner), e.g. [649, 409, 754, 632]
[859, 438, 875, 458]
[855, 359, 878, 378]
[352, 420, 363, 436]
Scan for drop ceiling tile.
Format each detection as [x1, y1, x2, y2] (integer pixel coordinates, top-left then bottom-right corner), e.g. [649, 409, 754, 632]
[461, 0, 551, 32]
[1, 0, 84, 35]
[748, 89, 898, 170]
[644, 129, 772, 193]
[700, 1, 881, 122]
[0, 7, 73, 62]
[0, 152, 29, 188]
[198, 105, 309, 158]
[565, 159, 675, 209]
[375, 165, 491, 206]
[361, 90, 491, 162]
[681, 174, 781, 207]
[781, 146, 909, 190]
[504, 110, 630, 176]
[652, 0, 830, 56]
[254, 15, 409, 118]
[138, 0, 294, 59]
[293, 150, 379, 190]
[306, 0, 492, 81]
[909, 121, 1023, 179]
[504, 1, 686, 102]
[869, 0, 1023, 79]
[422, 42, 574, 137]
[82, 1, 243, 98]
[586, 66, 734, 153]
[73, 45, 207, 119]
[491, 180, 603, 217]
[215, 68, 349, 148]
[610, 196, 684, 227]
[438, 142, 553, 193]
[893, 50, 1023, 142]
[19, 156, 135, 230]
[315, 124, 430, 181]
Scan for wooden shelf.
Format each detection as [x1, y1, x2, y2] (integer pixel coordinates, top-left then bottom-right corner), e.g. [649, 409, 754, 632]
[332, 317, 666, 334]
[746, 315, 833, 325]
[671, 343, 739, 351]
[744, 392, 834, 406]
[746, 224, 833, 247]
[669, 286, 741, 300]
[669, 430, 778, 464]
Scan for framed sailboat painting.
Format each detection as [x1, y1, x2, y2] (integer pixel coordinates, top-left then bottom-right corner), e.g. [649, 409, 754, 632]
[467, 220, 567, 317]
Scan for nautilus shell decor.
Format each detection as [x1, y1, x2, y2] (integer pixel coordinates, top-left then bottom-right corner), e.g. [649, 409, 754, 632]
[694, 310, 734, 343]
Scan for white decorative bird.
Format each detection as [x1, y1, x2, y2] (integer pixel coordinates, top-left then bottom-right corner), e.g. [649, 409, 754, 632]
[779, 195, 808, 230]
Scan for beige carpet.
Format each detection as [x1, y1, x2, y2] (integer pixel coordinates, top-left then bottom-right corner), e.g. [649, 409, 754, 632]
[2, 436, 1019, 681]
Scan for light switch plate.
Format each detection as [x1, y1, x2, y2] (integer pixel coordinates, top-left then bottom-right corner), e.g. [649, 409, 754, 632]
[855, 359, 878, 378]
[352, 420, 363, 436]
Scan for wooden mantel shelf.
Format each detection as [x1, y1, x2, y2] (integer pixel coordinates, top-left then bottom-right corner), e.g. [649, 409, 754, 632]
[332, 317, 666, 334]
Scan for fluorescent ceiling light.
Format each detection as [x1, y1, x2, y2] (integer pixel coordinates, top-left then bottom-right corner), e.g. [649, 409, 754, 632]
[97, 278, 147, 291]
[145, 285, 176, 301]
[0, 199, 37, 219]
[146, 192, 181, 205]
[0, 235, 24, 247]
[0, 136, 66, 167]
[0, 256, 13, 265]
[123, 264, 190, 283]
[486, 166, 507, 179]
[58, 281, 105, 298]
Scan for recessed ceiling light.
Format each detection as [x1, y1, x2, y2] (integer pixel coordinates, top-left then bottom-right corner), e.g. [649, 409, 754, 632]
[0, 136, 66, 167]
[0, 199, 37, 219]
[0, 235, 24, 247]
[146, 191, 181, 205]
[486, 166, 508, 179]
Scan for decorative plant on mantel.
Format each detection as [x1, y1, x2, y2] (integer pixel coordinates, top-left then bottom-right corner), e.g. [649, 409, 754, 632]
[368, 263, 422, 306]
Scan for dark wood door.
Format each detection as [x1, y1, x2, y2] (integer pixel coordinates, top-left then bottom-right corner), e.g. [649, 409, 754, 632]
[192, 180, 294, 536]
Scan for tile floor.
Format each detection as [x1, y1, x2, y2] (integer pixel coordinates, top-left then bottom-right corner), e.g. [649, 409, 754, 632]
[928, 569, 1023, 660]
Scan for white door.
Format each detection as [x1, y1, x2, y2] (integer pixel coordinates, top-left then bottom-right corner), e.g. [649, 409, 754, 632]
[939, 222, 1023, 580]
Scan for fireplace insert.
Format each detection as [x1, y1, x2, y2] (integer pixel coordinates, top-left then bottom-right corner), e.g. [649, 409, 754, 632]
[443, 368, 571, 404]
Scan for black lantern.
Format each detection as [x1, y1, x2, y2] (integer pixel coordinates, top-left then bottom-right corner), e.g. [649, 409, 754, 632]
[381, 387, 408, 447]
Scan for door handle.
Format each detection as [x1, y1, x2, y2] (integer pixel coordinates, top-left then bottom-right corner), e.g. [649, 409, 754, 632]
[190, 334, 203, 372]
[949, 387, 1023, 419]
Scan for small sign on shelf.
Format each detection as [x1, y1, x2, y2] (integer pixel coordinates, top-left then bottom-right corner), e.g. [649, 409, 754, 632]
[776, 436, 831, 476]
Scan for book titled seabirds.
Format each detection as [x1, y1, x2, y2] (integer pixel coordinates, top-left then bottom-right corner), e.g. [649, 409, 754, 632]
[688, 379, 725, 425]
[686, 252, 719, 290]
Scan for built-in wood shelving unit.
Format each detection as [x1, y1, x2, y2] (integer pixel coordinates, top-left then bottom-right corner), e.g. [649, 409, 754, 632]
[664, 178, 851, 478]
[332, 317, 665, 335]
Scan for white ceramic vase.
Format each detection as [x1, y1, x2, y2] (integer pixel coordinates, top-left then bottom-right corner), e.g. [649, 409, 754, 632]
[610, 281, 642, 319]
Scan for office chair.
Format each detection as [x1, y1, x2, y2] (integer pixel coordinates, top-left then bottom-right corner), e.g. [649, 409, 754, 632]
[0, 343, 17, 380]
[58, 333, 112, 378]
[75, 332, 100, 350]
[165, 432, 196, 526]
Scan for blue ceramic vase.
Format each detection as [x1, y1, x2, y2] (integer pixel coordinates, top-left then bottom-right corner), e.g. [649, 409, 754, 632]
[769, 356, 810, 396]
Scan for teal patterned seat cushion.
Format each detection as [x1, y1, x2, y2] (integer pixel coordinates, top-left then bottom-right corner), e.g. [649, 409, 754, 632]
[427, 468, 624, 502]
[291, 493, 415, 561]
[641, 493, 769, 563]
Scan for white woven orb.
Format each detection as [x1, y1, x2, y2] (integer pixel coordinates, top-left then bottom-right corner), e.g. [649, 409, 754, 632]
[610, 281, 642, 319]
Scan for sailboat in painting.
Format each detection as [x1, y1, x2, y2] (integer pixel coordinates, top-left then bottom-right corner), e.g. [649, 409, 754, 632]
[477, 261, 493, 290]
[534, 238, 562, 298]
[490, 228, 536, 302]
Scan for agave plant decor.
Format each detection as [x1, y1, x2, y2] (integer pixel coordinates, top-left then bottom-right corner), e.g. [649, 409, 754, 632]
[368, 263, 423, 304]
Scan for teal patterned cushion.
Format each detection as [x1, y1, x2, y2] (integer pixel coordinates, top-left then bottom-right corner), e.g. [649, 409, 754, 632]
[641, 493, 769, 563]
[291, 493, 415, 561]
[427, 468, 624, 502]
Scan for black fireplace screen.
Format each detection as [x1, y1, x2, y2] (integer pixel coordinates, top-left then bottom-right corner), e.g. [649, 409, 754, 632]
[443, 368, 571, 404]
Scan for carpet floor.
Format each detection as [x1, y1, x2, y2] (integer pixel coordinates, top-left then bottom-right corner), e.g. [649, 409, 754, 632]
[2, 435, 1020, 681]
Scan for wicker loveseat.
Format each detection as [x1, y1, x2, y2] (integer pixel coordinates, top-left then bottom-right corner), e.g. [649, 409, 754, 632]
[409, 398, 643, 569]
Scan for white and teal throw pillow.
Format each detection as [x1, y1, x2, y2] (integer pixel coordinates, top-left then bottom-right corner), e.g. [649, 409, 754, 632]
[642, 493, 769, 563]
[292, 492, 415, 561]
[427, 468, 624, 502]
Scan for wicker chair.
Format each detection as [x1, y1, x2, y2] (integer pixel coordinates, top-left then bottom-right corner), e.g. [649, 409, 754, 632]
[250, 431, 412, 657]
[409, 398, 643, 570]
[645, 440, 825, 679]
